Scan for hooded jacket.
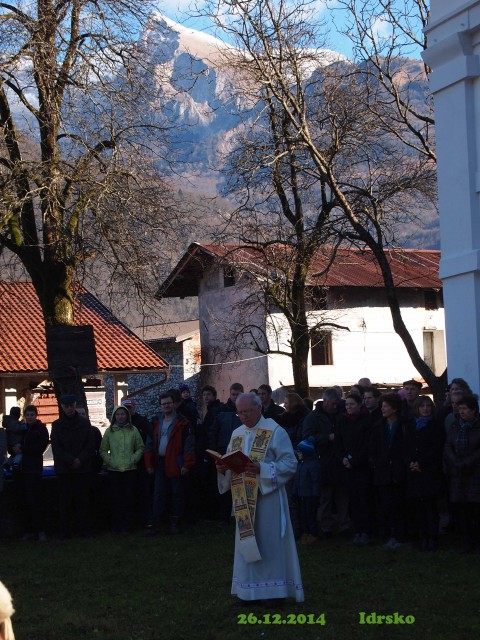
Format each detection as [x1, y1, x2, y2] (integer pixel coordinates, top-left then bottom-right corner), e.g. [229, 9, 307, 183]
[100, 406, 144, 472]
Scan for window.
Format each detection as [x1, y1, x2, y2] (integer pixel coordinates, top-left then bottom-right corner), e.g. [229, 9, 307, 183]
[423, 329, 446, 375]
[424, 290, 438, 310]
[223, 266, 235, 288]
[310, 286, 328, 310]
[310, 330, 333, 366]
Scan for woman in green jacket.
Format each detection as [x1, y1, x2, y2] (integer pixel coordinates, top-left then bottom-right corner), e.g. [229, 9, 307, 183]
[100, 406, 144, 533]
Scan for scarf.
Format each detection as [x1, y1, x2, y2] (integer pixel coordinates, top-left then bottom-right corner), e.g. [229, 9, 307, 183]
[384, 420, 398, 449]
[415, 417, 432, 431]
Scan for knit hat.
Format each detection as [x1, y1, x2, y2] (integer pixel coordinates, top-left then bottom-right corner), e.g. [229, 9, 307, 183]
[59, 394, 76, 405]
[297, 438, 315, 456]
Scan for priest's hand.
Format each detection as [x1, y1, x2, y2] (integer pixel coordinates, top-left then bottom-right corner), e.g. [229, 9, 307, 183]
[245, 461, 260, 474]
[216, 461, 228, 474]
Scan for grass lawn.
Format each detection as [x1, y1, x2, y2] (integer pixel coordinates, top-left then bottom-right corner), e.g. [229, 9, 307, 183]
[1, 522, 479, 640]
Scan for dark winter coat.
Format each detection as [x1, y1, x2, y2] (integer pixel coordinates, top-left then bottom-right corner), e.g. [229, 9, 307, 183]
[262, 400, 285, 423]
[51, 412, 96, 474]
[22, 420, 49, 474]
[369, 416, 413, 486]
[405, 417, 445, 499]
[130, 412, 152, 443]
[278, 407, 310, 448]
[336, 411, 371, 468]
[208, 399, 241, 455]
[336, 411, 372, 484]
[130, 412, 152, 470]
[444, 417, 480, 503]
[200, 399, 223, 458]
[2, 415, 25, 454]
[293, 457, 321, 498]
[302, 404, 339, 485]
[177, 400, 200, 432]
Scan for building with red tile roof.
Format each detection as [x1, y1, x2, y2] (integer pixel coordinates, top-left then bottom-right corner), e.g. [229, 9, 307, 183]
[159, 243, 441, 297]
[0, 282, 169, 422]
[158, 243, 444, 400]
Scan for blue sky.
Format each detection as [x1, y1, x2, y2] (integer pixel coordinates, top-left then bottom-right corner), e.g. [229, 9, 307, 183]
[154, 0, 426, 61]
[154, 0, 360, 58]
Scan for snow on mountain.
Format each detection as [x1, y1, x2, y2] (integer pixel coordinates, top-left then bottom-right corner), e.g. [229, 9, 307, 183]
[143, 15, 353, 196]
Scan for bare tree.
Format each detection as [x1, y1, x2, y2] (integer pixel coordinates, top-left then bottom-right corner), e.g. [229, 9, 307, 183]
[198, 21, 352, 397]
[333, 0, 434, 161]
[205, 241, 349, 397]
[0, 1, 184, 396]
[198, 0, 444, 401]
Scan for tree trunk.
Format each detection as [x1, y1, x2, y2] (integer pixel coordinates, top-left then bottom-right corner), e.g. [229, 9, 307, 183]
[30, 263, 89, 413]
[365, 240, 447, 406]
[290, 323, 311, 398]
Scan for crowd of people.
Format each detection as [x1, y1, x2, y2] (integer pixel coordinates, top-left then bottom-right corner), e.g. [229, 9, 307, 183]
[0, 377, 479, 555]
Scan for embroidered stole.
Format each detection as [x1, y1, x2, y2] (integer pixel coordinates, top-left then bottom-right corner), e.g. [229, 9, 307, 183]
[231, 428, 274, 563]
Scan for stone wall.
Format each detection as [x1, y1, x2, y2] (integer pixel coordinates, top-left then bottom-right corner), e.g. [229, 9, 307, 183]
[104, 340, 201, 420]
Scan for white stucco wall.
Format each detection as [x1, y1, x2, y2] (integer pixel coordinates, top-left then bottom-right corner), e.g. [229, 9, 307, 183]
[424, 1, 480, 393]
[183, 334, 201, 379]
[198, 264, 269, 400]
[197, 263, 446, 393]
[267, 289, 446, 388]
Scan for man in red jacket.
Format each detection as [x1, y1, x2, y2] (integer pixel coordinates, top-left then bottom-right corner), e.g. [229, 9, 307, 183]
[144, 392, 195, 534]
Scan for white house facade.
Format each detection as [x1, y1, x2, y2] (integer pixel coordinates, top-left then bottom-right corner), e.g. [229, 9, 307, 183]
[266, 287, 446, 391]
[159, 243, 445, 400]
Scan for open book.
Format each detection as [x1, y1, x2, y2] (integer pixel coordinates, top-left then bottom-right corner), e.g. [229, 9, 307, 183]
[206, 449, 251, 474]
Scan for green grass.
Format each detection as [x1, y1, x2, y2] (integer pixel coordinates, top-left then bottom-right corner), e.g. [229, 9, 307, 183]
[1, 523, 479, 640]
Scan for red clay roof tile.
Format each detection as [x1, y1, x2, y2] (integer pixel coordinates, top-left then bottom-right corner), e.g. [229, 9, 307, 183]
[159, 243, 441, 297]
[0, 282, 168, 374]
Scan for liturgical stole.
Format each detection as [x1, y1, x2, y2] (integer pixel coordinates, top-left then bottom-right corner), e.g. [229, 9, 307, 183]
[230, 428, 274, 563]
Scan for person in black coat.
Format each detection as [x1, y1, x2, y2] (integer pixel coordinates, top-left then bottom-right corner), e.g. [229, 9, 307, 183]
[363, 387, 382, 426]
[444, 395, 480, 552]
[302, 387, 350, 537]
[258, 384, 285, 423]
[405, 396, 445, 551]
[208, 383, 244, 523]
[278, 393, 310, 448]
[199, 385, 224, 521]
[51, 395, 95, 538]
[336, 394, 372, 546]
[369, 393, 412, 548]
[121, 397, 152, 528]
[20, 405, 49, 541]
[279, 392, 310, 538]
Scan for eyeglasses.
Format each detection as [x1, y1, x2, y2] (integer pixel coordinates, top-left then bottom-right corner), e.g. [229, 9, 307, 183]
[237, 408, 257, 416]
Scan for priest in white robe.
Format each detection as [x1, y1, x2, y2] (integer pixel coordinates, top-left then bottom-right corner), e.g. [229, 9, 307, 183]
[217, 392, 304, 604]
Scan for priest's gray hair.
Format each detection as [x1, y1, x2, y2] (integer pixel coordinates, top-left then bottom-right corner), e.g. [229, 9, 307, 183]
[236, 392, 262, 408]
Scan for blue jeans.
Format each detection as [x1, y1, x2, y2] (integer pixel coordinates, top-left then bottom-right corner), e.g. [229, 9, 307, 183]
[152, 458, 185, 523]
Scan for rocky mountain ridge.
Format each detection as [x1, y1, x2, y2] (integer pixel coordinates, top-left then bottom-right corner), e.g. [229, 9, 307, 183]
[142, 14, 438, 249]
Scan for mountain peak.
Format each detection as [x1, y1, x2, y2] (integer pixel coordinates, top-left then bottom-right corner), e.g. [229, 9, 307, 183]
[151, 13, 233, 64]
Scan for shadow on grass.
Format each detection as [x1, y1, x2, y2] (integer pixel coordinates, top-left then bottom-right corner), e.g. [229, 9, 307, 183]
[1, 524, 479, 639]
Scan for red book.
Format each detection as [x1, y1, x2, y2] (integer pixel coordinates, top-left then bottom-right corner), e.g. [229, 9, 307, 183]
[206, 449, 251, 474]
